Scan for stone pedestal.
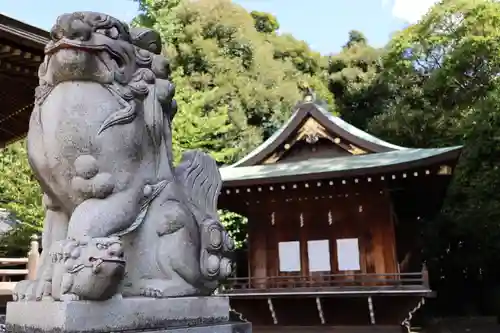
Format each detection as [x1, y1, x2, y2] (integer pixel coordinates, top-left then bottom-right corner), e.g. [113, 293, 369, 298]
[5, 296, 251, 333]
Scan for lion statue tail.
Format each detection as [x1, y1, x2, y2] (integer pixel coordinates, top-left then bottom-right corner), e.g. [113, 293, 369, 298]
[174, 150, 233, 285]
[174, 150, 221, 220]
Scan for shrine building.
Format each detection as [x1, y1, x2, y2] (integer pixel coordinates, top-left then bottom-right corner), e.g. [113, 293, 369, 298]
[217, 97, 462, 332]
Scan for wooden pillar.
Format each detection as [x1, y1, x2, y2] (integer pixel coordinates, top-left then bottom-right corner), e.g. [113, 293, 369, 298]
[26, 234, 40, 280]
[249, 214, 267, 289]
[422, 263, 430, 289]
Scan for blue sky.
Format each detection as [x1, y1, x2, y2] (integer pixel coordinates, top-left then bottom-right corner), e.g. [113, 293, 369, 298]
[0, 0, 437, 54]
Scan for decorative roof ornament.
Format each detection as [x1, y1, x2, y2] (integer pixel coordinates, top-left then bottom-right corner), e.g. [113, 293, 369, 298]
[298, 82, 316, 103]
[303, 87, 315, 102]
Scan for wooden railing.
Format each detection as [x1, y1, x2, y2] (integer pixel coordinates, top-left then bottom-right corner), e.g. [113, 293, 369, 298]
[0, 235, 40, 296]
[219, 272, 429, 294]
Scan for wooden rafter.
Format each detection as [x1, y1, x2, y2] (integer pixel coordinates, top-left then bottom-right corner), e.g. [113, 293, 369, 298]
[0, 14, 48, 146]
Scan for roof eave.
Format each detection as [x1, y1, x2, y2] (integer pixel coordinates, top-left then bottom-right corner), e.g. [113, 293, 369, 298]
[309, 105, 405, 152]
[0, 14, 50, 49]
[230, 103, 313, 167]
[222, 146, 463, 188]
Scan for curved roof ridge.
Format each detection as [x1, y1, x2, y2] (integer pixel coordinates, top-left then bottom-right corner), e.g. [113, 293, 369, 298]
[313, 104, 407, 151]
[230, 101, 408, 167]
[230, 105, 305, 167]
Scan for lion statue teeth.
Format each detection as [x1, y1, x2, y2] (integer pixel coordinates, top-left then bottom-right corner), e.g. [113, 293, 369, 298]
[14, 11, 234, 302]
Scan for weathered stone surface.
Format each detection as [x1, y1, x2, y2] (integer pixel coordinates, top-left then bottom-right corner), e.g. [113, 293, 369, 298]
[7, 322, 251, 333]
[6, 297, 240, 333]
[7, 10, 249, 333]
[13, 10, 234, 303]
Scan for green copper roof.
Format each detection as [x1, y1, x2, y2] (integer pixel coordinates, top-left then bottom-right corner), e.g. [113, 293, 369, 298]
[220, 146, 462, 186]
[231, 101, 406, 167]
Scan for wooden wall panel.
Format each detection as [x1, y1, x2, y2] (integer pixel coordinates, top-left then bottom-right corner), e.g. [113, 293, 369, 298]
[277, 139, 351, 164]
[273, 201, 303, 288]
[247, 184, 399, 284]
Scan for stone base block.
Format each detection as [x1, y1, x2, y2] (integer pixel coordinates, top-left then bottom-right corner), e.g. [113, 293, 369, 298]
[146, 322, 251, 333]
[5, 296, 250, 333]
[6, 322, 251, 333]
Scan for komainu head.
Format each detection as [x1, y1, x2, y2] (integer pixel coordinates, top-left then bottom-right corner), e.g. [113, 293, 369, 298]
[38, 12, 173, 101]
[36, 11, 177, 137]
[65, 237, 126, 300]
[39, 12, 136, 86]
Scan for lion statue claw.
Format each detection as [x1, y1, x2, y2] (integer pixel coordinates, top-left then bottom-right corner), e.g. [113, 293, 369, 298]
[17, 11, 234, 302]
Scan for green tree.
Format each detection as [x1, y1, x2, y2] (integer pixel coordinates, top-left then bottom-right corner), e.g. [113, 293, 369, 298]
[0, 141, 43, 257]
[270, 33, 327, 75]
[373, 0, 500, 146]
[132, 0, 181, 28]
[366, 0, 500, 315]
[327, 31, 388, 128]
[131, 0, 335, 248]
[140, 0, 333, 156]
[250, 11, 279, 34]
[343, 29, 367, 48]
[171, 74, 243, 164]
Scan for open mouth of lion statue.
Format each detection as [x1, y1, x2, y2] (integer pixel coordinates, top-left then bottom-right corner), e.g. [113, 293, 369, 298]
[39, 11, 135, 86]
[47, 38, 126, 72]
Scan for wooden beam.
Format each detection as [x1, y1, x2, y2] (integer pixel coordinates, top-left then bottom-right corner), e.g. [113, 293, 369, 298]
[0, 258, 28, 265]
[0, 269, 28, 276]
[0, 44, 41, 64]
[27, 234, 40, 280]
[0, 15, 50, 49]
[0, 59, 37, 76]
[0, 281, 16, 296]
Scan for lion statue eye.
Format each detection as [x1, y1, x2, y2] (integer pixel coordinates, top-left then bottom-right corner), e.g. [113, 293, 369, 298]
[95, 27, 120, 40]
[108, 27, 119, 39]
[96, 243, 107, 250]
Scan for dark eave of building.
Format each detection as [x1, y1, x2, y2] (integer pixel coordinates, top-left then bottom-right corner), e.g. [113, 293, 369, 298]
[220, 146, 462, 187]
[0, 14, 50, 49]
[0, 14, 49, 147]
[231, 101, 405, 168]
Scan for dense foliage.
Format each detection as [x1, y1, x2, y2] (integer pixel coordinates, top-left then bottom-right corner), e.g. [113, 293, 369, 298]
[327, 30, 389, 129]
[368, 0, 500, 315]
[0, 142, 43, 257]
[2, 0, 500, 316]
